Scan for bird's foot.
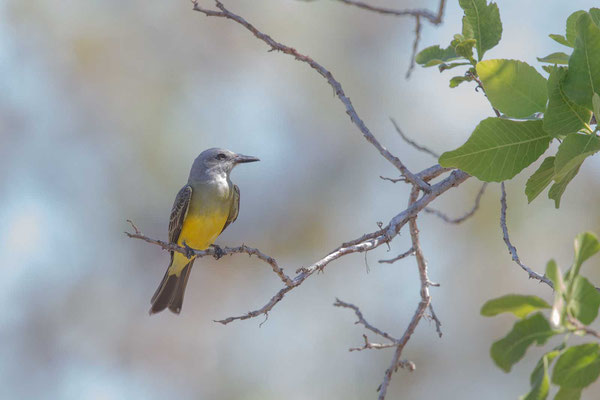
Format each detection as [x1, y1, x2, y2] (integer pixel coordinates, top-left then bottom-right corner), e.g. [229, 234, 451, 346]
[182, 241, 196, 259]
[210, 244, 225, 260]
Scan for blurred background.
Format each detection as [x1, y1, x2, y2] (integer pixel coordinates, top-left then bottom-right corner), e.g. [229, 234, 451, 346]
[1, 0, 600, 398]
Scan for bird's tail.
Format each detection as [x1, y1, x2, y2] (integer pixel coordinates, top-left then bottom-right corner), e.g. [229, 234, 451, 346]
[149, 255, 195, 315]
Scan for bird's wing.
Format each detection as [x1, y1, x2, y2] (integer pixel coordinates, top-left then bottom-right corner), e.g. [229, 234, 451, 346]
[168, 185, 193, 244]
[220, 184, 240, 235]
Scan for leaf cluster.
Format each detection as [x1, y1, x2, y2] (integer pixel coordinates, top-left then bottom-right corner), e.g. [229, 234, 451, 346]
[481, 233, 600, 400]
[417, 4, 600, 207]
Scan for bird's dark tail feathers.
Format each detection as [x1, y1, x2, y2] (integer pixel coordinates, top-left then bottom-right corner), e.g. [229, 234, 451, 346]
[149, 259, 194, 315]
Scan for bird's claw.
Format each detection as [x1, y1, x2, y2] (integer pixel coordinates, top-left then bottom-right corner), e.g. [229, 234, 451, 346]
[182, 241, 196, 259]
[210, 244, 225, 260]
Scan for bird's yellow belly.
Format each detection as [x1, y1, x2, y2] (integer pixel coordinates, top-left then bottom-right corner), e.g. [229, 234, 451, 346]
[177, 212, 229, 251]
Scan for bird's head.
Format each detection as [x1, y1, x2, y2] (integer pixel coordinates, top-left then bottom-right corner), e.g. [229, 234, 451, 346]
[191, 148, 260, 179]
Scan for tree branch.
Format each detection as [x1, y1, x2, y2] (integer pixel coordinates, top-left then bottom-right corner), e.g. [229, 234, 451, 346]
[191, 0, 432, 192]
[334, 298, 399, 343]
[425, 183, 487, 224]
[377, 186, 439, 399]
[500, 183, 553, 288]
[125, 220, 294, 287]
[390, 118, 439, 159]
[336, 0, 446, 25]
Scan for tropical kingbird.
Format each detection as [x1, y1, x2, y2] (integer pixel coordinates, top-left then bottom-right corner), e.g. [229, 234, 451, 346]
[150, 148, 259, 315]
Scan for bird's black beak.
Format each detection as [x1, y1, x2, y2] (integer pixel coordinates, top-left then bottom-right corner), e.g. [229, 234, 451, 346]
[234, 153, 260, 164]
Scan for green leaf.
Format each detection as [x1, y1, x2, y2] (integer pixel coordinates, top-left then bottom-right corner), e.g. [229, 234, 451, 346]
[566, 11, 588, 45]
[546, 260, 564, 292]
[543, 67, 592, 138]
[573, 232, 600, 274]
[593, 93, 600, 120]
[563, 13, 600, 109]
[477, 59, 548, 118]
[546, 260, 565, 326]
[449, 75, 472, 88]
[537, 52, 570, 65]
[590, 8, 600, 27]
[525, 157, 555, 203]
[554, 133, 600, 180]
[490, 313, 555, 373]
[416, 44, 460, 67]
[554, 387, 581, 400]
[524, 350, 561, 400]
[458, 0, 502, 61]
[567, 275, 600, 325]
[454, 38, 477, 60]
[549, 34, 572, 47]
[524, 356, 550, 400]
[548, 163, 581, 208]
[541, 65, 554, 74]
[552, 343, 600, 388]
[481, 295, 550, 318]
[439, 118, 551, 182]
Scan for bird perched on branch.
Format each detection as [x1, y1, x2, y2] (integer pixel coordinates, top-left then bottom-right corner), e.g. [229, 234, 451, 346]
[150, 148, 259, 315]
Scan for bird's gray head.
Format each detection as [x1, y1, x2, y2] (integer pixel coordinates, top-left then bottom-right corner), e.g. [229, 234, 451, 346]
[189, 148, 260, 181]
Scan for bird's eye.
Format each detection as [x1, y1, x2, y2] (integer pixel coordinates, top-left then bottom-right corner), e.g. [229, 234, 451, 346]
[216, 153, 227, 160]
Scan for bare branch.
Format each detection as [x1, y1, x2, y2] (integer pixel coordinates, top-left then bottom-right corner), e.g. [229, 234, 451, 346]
[390, 118, 439, 159]
[378, 187, 437, 399]
[428, 303, 443, 338]
[500, 183, 553, 288]
[334, 298, 399, 343]
[349, 334, 397, 352]
[336, 0, 446, 25]
[406, 16, 422, 79]
[379, 247, 414, 264]
[425, 183, 487, 224]
[125, 223, 294, 287]
[192, 0, 432, 192]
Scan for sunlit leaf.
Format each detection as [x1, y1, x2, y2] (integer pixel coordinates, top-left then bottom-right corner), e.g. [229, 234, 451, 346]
[481, 295, 550, 318]
[554, 387, 581, 400]
[439, 118, 551, 182]
[543, 68, 592, 138]
[490, 313, 555, 372]
[563, 13, 600, 109]
[573, 232, 600, 274]
[554, 133, 600, 180]
[537, 52, 570, 65]
[552, 343, 600, 388]
[459, 0, 502, 60]
[477, 59, 547, 118]
[567, 275, 600, 325]
[416, 45, 460, 67]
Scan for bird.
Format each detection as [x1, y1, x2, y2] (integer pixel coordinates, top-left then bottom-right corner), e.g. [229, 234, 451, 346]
[149, 148, 259, 315]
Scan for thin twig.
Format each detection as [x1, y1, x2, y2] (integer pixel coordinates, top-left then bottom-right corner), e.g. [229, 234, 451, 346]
[349, 335, 398, 352]
[390, 118, 439, 159]
[125, 223, 294, 287]
[334, 298, 399, 343]
[425, 183, 487, 224]
[428, 303, 443, 338]
[500, 183, 553, 288]
[406, 16, 422, 79]
[192, 0, 432, 192]
[379, 248, 414, 264]
[336, 0, 446, 24]
[378, 186, 437, 399]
